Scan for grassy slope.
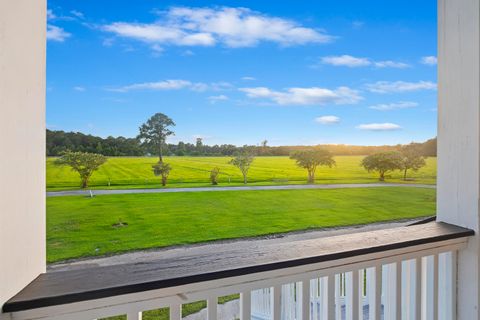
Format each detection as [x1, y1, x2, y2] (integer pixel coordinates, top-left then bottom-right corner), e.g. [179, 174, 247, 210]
[47, 187, 435, 263]
[46, 156, 437, 191]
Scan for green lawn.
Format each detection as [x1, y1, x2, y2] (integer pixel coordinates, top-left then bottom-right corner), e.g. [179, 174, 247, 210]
[47, 187, 435, 263]
[46, 156, 437, 191]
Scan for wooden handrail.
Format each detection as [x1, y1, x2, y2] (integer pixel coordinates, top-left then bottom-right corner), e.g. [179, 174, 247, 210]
[2, 222, 474, 314]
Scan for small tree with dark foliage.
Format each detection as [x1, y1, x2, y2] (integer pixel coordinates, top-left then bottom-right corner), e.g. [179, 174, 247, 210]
[400, 144, 427, 180]
[152, 162, 172, 186]
[55, 151, 107, 188]
[290, 149, 336, 183]
[361, 151, 404, 181]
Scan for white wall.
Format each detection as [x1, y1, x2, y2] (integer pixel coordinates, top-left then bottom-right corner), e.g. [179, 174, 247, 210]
[0, 0, 46, 307]
[437, 0, 480, 318]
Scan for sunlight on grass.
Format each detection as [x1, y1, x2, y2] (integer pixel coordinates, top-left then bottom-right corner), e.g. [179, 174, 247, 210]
[47, 187, 435, 262]
[46, 156, 437, 191]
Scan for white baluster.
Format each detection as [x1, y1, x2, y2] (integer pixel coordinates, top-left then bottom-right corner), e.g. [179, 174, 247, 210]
[373, 265, 382, 320]
[423, 256, 431, 320]
[335, 274, 341, 319]
[346, 271, 360, 320]
[300, 279, 311, 320]
[126, 311, 142, 320]
[282, 284, 290, 320]
[272, 285, 282, 320]
[328, 275, 335, 320]
[415, 257, 422, 320]
[207, 296, 217, 320]
[321, 277, 328, 320]
[381, 264, 393, 319]
[433, 254, 439, 320]
[365, 268, 371, 314]
[240, 291, 251, 320]
[170, 304, 182, 320]
[449, 251, 457, 320]
[396, 262, 402, 320]
[312, 279, 317, 320]
[403, 261, 410, 318]
[352, 270, 360, 320]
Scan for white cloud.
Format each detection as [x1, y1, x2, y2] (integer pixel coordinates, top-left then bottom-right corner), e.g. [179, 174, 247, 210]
[190, 82, 209, 92]
[421, 56, 437, 65]
[47, 9, 71, 42]
[369, 101, 418, 111]
[110, 79, 194, 92]
[315, 115, 340, 125]
[240, 86, 362, 105]
[182, 50, 195, 56]
[46, 9, 71, 42]
[109, 79, 231, 93]
[103, 38, 115, 47]
[242, 76, 256, 81]
[47, 24, 71, 42]
[352, 21, 365, 29]
[365, 81, 437, 93]
[210, 81, 234, 91]
[70, 10, 84, 19]
[208, 95, 229, 103]
[356, 123, 402, 131]
[321, 55, 370, 67]
[321, 55, 409, 68]
[102, 6, 333, 51]
[103, 23, 215, 46]
[47, 9, 56, 20]
[374, 60, 410, 68]
[150, 44, 165, 56]
[73, 86, 86, 92]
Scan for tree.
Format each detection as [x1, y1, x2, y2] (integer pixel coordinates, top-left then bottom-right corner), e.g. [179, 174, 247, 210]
[230, 151, 255, 184]
[259, 139, 269, 155]
[421, 137, 437, 157]
[137, 113, 175, 163]
[290, 149, 336, 183]
[196, 137, 204, 155]
[361, 151, 404, 181]
[46, 129, 144, 156]
[210, 167, 220, 185]
[400, 145, 427, 180]
[55, 151, 107, 188]
[152, 162, 172, 186]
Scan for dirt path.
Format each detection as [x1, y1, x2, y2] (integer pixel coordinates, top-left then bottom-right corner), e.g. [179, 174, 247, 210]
[47, 183, 435, 197]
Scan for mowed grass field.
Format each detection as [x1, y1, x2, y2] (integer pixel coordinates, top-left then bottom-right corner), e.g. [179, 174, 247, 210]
[46, 156, 437, 190]
[47, 187, 436, 263]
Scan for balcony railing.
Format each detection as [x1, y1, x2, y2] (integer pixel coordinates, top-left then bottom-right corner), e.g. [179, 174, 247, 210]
[1, 222, 473, 320]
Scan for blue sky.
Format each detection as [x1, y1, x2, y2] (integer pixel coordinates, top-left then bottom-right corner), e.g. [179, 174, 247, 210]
[46, 0, 437, 146]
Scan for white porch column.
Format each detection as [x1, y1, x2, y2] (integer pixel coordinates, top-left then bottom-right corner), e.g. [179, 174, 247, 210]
[437, 0, 480, 318]
[0, 0, 47, 307]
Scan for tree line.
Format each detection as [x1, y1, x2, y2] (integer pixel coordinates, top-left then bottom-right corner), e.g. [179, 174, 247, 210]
[47, 130, 437, 157]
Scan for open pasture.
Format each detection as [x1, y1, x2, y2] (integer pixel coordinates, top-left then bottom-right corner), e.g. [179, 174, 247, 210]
[46, 156, 437, 190]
